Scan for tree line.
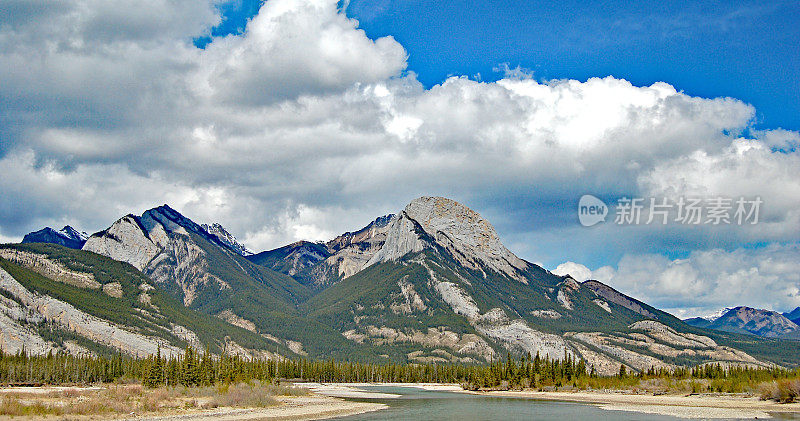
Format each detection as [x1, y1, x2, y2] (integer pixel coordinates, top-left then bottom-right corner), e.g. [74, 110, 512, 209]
[0, 348, 795, 391]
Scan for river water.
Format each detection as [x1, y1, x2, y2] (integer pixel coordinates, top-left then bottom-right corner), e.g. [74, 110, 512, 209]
[331, 385, 793, 421]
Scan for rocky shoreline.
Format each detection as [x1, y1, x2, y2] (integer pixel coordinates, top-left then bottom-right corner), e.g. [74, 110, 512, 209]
[466, 389, 800, 419]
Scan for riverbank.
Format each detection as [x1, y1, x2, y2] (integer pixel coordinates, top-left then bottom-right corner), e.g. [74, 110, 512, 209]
[467, 389, 800, 419]
[0, 384, 387, 420]
[118, 395, 387, 421]
[297, 382, 462, 399]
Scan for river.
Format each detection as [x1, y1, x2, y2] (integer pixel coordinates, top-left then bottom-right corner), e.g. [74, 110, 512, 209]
[330, 385, 798, 420]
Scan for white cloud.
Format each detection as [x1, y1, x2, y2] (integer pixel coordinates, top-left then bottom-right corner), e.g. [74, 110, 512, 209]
[639, 138, 800, 243]
[552, 262, 593, 282]
[197, 0, 407, 105]
[0, 0, 799, 320]
[561, 244, 800, 317]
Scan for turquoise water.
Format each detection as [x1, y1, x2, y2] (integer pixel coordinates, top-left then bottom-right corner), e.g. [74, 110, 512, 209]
[332, 386, 798, 420]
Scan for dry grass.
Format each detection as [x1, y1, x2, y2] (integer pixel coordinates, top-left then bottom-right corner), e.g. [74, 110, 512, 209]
[0, 381, 309, 417]
[760, 379, 800, 403]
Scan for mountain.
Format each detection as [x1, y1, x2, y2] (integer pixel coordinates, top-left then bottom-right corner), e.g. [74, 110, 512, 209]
[22, 226, 88, 249]
[79, 204, 370, 359]
[247, 241, 331, 280]
[685, 306, 800, 338]
[287, 197, 788, 371]
[5, 197, 800, 371]
[683, 308, 735, 329]
[0, 243, 277, 358]
[201, 223, 252, 256]
[784, 307, 800, 325]
[246, 214, 394, 288]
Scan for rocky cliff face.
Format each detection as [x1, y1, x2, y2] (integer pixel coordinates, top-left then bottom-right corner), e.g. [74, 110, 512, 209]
[0, 243, 283, 358]
[83, 206, 232, 305]
[79, 206, 316, 358]
[0, 263, 182, 357]
[201, 223, 252, 256]
[13, 198, 788, 370]
[368, 197, 528, 282]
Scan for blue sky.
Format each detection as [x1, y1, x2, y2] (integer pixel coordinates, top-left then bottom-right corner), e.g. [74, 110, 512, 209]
[202, 0, 800, 131]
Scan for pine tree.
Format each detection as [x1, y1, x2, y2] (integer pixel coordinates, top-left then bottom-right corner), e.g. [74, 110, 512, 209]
[144, 348, 164, 388]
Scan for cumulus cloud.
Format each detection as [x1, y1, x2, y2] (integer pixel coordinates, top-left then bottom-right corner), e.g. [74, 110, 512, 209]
[198, 0, 407, 105]
[1, 0, 799, 316]
[557, 244, 800, 318]
[639, 138, 800, 242]
[552, 261, 593, 282]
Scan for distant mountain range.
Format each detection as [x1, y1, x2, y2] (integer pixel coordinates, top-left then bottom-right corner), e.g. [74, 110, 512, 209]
[4, 197, 799, 372]
[685, 307, 800, 339]
[247, 214, 394, 289]
[22, 226, 88, 249]
[784, 308, 800, 326]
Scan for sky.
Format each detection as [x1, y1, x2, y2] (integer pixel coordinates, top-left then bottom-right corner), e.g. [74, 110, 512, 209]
[1, 0, 799, 318]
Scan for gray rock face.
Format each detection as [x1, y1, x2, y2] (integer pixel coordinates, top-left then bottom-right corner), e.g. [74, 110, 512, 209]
[368, 197, 528, 282]
[0, 267, 182, 357]
[318, 214, 395, 283]
[422, 261, 568, 360]
[83, 207, 229, 306]
[250, 215, 395, 287]
[0, 307, 55, 355]
[83, 215, 161, 271]
[366, 214, 426, 268]
[583, 279, 659, 319]
[0, 249, 100, 290]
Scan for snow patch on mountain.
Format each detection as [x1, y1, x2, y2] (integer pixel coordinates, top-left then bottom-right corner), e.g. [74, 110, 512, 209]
[702, 307, 735, 322]
[59, 226, 88, 242]
[202, 223, 252, 256]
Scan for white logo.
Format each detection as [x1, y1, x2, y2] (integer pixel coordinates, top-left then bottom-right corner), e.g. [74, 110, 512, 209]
[578, 195, 608, 227]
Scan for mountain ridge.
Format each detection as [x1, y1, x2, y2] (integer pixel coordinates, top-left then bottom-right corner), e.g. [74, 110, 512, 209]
[7, 197, 800, 371]
[685, 306, 800, 338]
[22, 226, 88, 249]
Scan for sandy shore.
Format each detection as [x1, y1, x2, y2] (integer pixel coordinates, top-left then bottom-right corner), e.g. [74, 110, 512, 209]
[0, 386, 386, 421]
[468, 390, 800, 419]
[121, 395, 386, 421]
[297, 382, 461, 399]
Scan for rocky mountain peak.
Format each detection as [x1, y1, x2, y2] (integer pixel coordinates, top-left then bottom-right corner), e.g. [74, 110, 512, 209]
[59, 226, 88, 242]
[724, 306, 800, 336]
[201, 223, 252, 256]
[141, 205, 202, 236]
[326, 214, 395, 252]
[702, 307, 735, 322]
[369, 197, 528, 281]
[22, 226, 87, 249]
